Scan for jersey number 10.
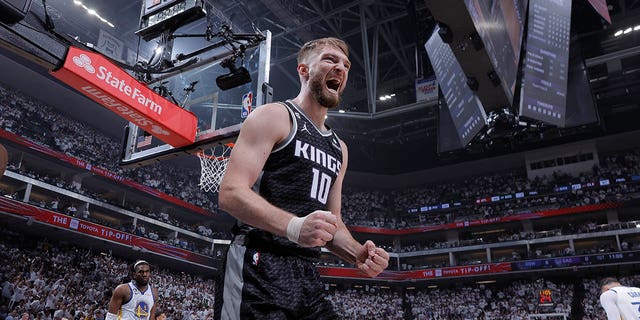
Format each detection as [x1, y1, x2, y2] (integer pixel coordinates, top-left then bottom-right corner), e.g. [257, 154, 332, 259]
[311, 168, 332, 204]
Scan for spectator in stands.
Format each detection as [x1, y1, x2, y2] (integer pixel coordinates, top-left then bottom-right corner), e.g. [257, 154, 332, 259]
[156, 312, 166, 320]
[65, 204, 77, 217]
[49, 197, 60, 211]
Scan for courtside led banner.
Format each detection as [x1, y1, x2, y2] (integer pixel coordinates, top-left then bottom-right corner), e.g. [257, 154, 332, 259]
[51, 47, 197, 147]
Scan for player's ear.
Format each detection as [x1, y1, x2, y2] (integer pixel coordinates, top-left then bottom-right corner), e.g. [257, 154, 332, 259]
[298, 63, 309, 80]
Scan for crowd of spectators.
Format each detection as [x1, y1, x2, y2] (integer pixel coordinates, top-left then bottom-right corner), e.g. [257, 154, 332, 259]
[407, 279, 573, 319]
[0, 223, 635, 320]
[397, 219, 640, 254]
[341, 148, 640, 229]
[5, 69, 640, 319]
[325, 287, 404, 319]
[0, 84, 217, 214]
[0, 229, 215, 320]
[7, 162, 229, 239]
[1, 163, 223, 257]
[3, 81, 640, 236]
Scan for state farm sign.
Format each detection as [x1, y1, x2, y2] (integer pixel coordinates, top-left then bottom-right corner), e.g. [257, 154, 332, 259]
[52, 47, 197, 147]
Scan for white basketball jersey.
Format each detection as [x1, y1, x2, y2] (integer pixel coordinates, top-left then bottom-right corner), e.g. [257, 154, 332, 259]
[600, 285, 640, 320]
[119, 282, 155, 320]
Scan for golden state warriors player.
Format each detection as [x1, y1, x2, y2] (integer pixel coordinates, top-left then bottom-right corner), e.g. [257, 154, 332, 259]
[215, 37, 390, 319]
[600, 277, 640, 320]
[107, 260, 157, 320]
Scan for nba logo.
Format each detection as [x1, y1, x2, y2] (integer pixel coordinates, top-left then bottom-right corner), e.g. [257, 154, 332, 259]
[252, 252, 260, 266]
[241, 92, 253, 118]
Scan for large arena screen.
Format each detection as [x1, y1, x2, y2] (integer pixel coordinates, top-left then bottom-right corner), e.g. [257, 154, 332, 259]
[425, 26, 487, 148]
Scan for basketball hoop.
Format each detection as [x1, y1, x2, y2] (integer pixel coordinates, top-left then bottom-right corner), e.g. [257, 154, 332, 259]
[197, 143, 234, 193]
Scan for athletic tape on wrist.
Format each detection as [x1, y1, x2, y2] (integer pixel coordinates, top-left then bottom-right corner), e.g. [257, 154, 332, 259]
[106, 312, 118, 320]
[286, 216, 307, 244]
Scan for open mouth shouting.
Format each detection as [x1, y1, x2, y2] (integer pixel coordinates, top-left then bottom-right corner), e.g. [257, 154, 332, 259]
[326, 78, 341, 95]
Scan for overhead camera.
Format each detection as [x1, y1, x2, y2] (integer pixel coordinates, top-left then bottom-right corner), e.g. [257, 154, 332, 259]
[216, 57, 251, 90]
[474, 107, 548, 150]
[484, 108, 518, 139]
[473, 108, 519, 149]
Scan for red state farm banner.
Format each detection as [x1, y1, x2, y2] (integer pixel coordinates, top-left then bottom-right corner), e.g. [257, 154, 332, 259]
[51, 47, 197, 147]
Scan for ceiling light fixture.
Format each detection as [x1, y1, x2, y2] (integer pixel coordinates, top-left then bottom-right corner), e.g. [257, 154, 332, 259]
[77, 3, 114, 28]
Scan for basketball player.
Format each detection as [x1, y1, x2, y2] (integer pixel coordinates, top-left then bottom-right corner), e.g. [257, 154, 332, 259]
[216, 37, 390, 319]
[107, 260, 157, 320]
[600, 277, 640, 320]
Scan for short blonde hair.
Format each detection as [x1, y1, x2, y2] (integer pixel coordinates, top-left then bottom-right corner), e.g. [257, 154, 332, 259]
[297, 37, 349, 65]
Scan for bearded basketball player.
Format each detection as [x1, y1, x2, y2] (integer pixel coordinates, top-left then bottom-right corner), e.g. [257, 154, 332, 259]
[215, 37, 390, 319]
[107, 260, 158, 320]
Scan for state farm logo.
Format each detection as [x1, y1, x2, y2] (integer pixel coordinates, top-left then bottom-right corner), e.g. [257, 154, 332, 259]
[72, 54, 95, 74]
[71, 52, 164, 118]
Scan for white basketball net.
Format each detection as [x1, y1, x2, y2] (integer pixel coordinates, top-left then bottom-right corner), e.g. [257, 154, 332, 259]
[197, 144, 233, 193]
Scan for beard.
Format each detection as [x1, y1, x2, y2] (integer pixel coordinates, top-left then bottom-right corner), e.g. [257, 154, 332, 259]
[309, 71, 341, 109]
[134, 277, 148, 286]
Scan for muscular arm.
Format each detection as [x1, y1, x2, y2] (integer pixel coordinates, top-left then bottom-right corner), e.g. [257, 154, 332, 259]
[219, 103, 293, 237]
[600, 290, 621, 320]
[107, 284, 130, 316]
[324, 141, 389, 277]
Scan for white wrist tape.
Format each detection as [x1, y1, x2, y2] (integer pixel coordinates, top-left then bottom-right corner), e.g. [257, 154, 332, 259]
[286, 216, 307, 244]
[106, 312, 118, 320]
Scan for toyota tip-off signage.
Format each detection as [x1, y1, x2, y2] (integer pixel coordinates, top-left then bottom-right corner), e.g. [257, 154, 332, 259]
[51, 47, 197, 147]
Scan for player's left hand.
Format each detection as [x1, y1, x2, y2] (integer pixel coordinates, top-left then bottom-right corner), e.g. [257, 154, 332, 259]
[356, 240, 389, 277]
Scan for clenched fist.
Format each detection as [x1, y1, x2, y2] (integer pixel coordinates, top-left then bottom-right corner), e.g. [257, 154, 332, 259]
[287, 210, 338, 247]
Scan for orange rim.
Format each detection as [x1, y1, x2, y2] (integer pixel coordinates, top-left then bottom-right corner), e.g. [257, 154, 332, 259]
[196, 143, 233, 161]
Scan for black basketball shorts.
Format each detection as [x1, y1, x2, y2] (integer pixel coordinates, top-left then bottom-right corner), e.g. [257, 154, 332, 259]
[214, 240, 339, 320]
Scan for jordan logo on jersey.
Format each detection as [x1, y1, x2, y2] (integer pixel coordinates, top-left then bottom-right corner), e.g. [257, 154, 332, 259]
[300, 122, 311, 135]
[331, 137, 340, 150]
[134, 302, 149, 319]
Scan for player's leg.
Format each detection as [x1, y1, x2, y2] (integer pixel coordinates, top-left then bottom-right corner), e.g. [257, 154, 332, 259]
[216, 242, 297, 320]
[299, 263, 339, 320]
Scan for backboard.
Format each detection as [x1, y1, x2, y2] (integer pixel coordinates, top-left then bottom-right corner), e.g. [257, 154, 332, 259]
[120, 31, 272, 167]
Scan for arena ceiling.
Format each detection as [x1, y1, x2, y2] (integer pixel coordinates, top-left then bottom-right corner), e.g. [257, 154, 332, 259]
[1, 0, 640, 174]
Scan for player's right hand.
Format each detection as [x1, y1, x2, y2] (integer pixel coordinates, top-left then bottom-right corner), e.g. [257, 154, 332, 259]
[297, 210, 338, 247]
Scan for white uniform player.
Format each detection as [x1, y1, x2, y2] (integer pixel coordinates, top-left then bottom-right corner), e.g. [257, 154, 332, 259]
[600, 277, 640, 320]
[107, 260, 158, 320]
[119, 281, 156, 320]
